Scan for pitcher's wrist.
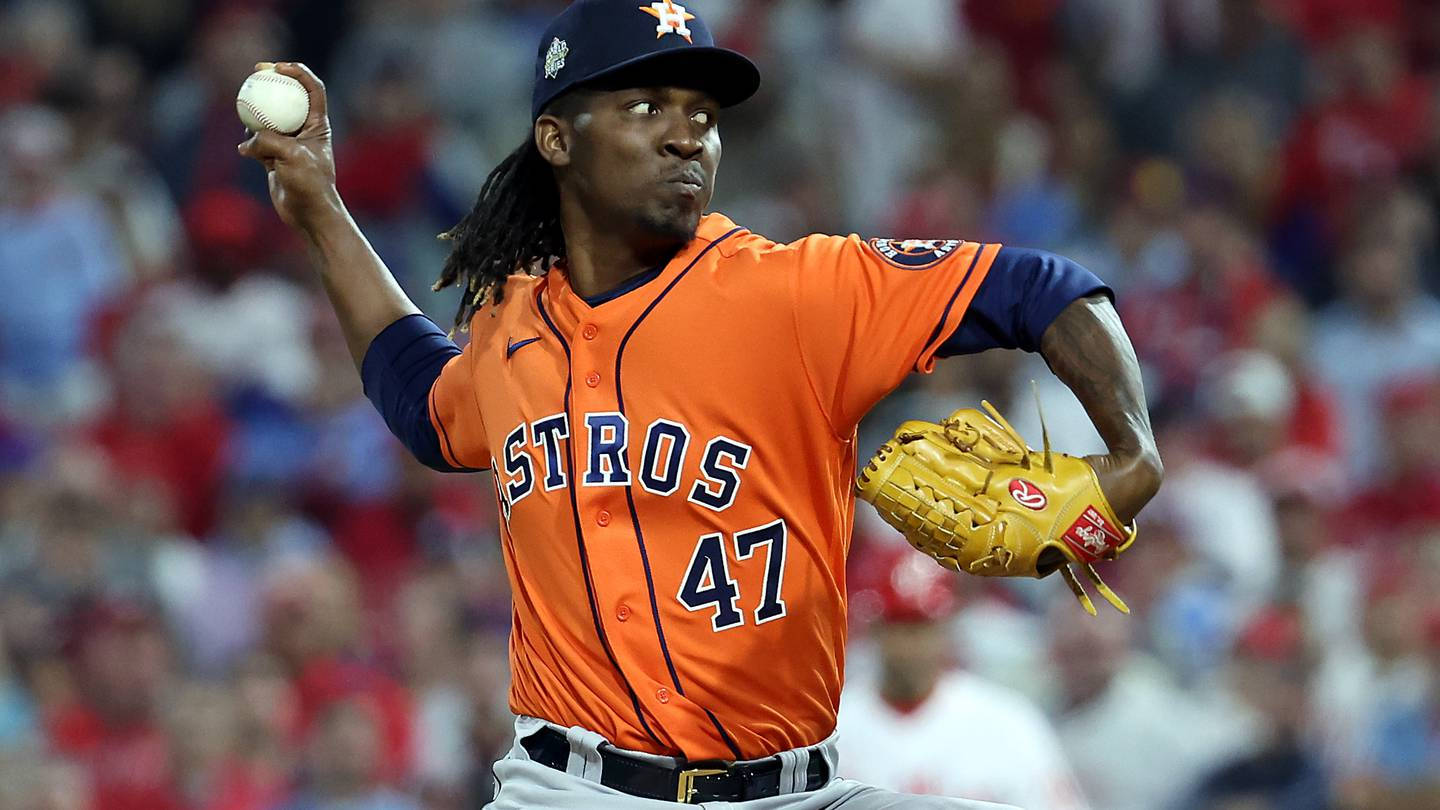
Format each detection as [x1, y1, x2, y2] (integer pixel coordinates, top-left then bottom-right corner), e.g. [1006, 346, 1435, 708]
[298, 194, 352, 247]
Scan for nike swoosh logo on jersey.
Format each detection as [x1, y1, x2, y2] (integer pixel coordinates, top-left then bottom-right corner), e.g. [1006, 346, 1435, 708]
[506, 336, 541, 358]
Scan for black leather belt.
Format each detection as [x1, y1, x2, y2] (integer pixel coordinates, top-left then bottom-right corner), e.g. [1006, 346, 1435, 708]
[521, 726, 830, 803]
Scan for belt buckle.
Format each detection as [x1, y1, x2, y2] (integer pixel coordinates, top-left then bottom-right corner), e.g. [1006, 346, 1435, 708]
[676, 766, 727, 803]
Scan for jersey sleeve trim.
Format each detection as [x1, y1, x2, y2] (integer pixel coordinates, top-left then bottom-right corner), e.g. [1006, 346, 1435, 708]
[362, 314, 486, 472]
[914, 242, 1000, 373]
[427, 354, 491, 472]
[428, 381, 461, 469]
[938, 247, 1113, 357]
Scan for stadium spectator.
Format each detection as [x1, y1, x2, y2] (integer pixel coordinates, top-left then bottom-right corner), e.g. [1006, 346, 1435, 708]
[0, 105, 126, 425]
[0, 754, 93, 810]
[1313, 559, 1440, 798]
[1247, 293, 1343, 458]
[280, 699, 420, 810]
[1263, 451, 1360, 651]
[46, 599, 184, 810]
[1312, 232, 1440, 480]
[263, 557, 415, 784]
[167, 679, 287, 810]
[1049, 599, 1252, 810]
[396, 572, 473, 798]
[1154, 350, 1291, 622]
[839, 546, 1087, 808]
[86, 309, 231, 539]
[148, 8, 288, 204]
[1272, 25, 1432, 264]
[1343, 375, 1440, 545]
[1179, 608, 1334, 810]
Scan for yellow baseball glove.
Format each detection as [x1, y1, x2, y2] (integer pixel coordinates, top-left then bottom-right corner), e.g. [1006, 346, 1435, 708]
[856, 401, 1136, 614]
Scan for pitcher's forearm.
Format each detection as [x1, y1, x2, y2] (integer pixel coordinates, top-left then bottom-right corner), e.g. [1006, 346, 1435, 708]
[1040, 294, 1163, 521]
[1040, 295, 1157, 460]
[303, 205, 422, 368]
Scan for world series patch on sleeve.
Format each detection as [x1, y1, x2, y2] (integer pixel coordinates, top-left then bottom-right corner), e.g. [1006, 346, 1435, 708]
[856, 400, 1138, 615]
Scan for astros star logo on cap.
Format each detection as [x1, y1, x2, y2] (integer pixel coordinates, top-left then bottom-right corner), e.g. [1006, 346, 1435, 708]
[640, 0, 696, 43]
[530, 0, 760, 121]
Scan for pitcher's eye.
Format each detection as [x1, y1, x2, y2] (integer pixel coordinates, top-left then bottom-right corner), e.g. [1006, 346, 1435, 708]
[692, 110, 714, 126]
[627, 101, 657, 116]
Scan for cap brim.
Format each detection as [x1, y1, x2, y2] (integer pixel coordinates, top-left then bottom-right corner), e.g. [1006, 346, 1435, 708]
[570, 46, 761, 110]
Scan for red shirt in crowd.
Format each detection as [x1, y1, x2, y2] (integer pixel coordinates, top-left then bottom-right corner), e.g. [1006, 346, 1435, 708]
[48, 704, 186, 810]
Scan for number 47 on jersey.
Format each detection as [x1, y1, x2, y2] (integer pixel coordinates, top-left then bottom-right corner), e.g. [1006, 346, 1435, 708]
[678, 519, 788, 632]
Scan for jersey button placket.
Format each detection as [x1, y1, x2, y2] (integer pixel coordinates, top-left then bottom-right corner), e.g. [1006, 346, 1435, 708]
[568, 316, 639, 673]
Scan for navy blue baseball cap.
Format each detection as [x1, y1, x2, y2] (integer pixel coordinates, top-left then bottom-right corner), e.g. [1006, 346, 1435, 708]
[531, 0, 761, 121]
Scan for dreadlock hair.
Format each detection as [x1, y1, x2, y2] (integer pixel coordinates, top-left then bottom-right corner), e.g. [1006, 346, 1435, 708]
[434, 136, 565, 333]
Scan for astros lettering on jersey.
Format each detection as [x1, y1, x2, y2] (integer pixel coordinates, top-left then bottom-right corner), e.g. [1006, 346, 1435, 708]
[429, 213, 998, 760]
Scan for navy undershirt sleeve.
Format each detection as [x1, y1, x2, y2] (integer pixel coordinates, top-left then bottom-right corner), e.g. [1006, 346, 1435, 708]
[360, 313, 470, 472]
[938, 246, 1112, 357]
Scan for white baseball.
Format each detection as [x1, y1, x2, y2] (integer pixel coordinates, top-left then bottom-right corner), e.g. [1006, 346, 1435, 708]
[236, 67, 310, 135]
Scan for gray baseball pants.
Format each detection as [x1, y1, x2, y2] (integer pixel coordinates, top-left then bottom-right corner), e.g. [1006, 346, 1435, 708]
[486, 716, 1021, 810]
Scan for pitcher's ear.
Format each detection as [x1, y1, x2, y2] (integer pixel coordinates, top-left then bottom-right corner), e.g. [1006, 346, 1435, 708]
[535, 115, 571, 168]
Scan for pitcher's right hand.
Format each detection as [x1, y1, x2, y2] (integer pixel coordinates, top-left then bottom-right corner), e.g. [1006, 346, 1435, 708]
[237, 61, 343, 234]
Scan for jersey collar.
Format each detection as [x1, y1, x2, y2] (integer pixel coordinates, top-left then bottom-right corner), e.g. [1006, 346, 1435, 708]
[542, 212, 740, 318]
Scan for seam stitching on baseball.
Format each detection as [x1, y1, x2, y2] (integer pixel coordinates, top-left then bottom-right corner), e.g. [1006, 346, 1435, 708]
[238, 99, 276, 131]
[239, 73, 309, 133]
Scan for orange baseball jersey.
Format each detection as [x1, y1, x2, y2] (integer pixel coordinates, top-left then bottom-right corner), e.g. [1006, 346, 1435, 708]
[426, 214, 998, 760]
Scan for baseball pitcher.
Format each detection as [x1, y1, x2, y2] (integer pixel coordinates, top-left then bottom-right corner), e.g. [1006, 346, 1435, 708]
[238, 1, 1163, 807]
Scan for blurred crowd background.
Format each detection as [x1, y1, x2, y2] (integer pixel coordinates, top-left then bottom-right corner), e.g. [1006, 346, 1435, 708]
[2, 0, 1440, 808]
